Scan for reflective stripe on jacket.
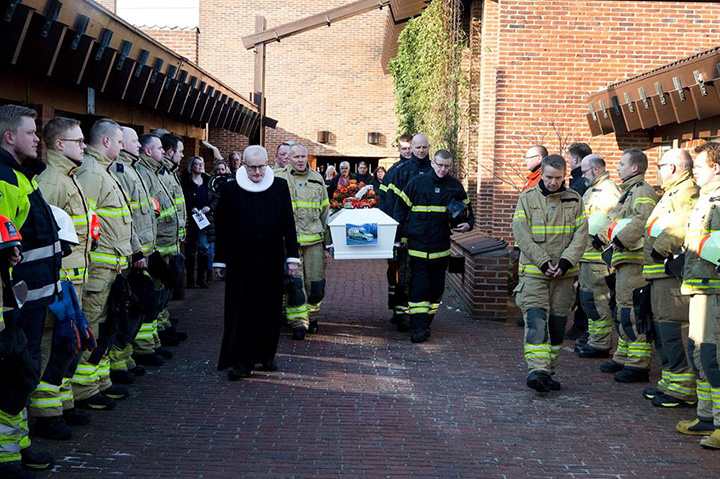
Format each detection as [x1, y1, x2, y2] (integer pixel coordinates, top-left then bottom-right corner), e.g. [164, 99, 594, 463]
[580, 171, 621, 263]
[112, 151, 156, 256]
[275, 166, 329, 246]
[0, 148, 61, 306]
[512, 184, 587, 278]
[609, 174, 657, 267]
[163, 159, 186, 241]
[682, 177, 720, 294]
[643, 170, 699, 279]
[76, 146, 133, 269]
[393, 170, 474, 258]
[383, 154, 432, 221]
[36, 150, 91, 284]
[137, 154, 178, 256]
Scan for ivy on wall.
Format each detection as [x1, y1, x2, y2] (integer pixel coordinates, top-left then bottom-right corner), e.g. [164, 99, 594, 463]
[389, 0, 466, 160]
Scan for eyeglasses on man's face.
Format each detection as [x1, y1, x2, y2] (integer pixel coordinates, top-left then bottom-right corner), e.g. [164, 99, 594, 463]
[433, 161, 452, 170]
[60, 138, 85, 146]
[245, 164, 267, 171]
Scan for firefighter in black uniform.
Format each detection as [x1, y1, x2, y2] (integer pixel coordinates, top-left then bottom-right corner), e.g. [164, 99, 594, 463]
[383, 134, 433, 332]
[393, 149, 474, 343]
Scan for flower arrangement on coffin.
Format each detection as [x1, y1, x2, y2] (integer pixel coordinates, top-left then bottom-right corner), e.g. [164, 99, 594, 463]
[330, 179, 378, 213]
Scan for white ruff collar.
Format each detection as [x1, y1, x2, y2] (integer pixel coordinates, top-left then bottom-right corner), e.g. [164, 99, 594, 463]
[236, 165, 274, 192]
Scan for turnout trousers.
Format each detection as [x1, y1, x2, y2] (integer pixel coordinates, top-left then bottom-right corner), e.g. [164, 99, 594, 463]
[387, 244, 411, 319]
[286, 243, 326, 330]
[28, 285, 84, 418]
[407, 256, 448, 332]
[71, 266, 116, 401]
[687, 293, 720, 426]
[515, 275, 575, 374]
[578, 262, 613, 350]
[612, 263, 652, 370]
[651, 277, 695, 403]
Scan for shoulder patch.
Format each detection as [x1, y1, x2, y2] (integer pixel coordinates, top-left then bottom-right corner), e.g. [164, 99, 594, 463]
[116, 163, 124, 173]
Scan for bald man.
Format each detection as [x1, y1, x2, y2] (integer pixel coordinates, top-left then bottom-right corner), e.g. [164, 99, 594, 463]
[641, 148, 699, 407]
[523, 145, 547, 190]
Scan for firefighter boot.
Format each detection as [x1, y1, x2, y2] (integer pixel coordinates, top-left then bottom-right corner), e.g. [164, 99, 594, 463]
[652, 393, 696, 408]
[21, 446, 54, 471]
[110, 370, 135, 385]
[614, 367, 649, 383]
[0, 462, 36, 479]
[600, 361, 624, 373]
[101, 385, 130, 401]
[575, 343, 610, 358]
[677, 418, 716, 435]
[197, 253, 208, 289]
[33, 416, 72, 441]
[76, 393, 117, 410]
[526, 371, 551, 393]
[63, 407, 91, 426]
[643, 387, 659, 400]
[701, 430, 720, 449]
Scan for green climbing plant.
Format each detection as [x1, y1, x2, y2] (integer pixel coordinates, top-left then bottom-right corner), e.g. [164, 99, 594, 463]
[389, 0, 466, 162]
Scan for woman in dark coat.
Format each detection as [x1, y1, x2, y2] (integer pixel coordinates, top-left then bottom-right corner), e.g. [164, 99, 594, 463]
[181, 156, 213, 288]
[213, 146, 299, 380]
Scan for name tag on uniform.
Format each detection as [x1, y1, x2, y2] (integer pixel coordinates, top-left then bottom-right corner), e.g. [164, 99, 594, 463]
[435, 188, 440, 193]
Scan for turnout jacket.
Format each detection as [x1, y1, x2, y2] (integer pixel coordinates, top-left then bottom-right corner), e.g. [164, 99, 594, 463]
[643, 170, 699, 280]
[383, 154, 432, 222]
[580, 171, 620, 263]
[393, 170, 475, 260]
[77, 146, 133, 270]
[379, 155, 409, 214]
[682, 177, 720, 294]
[275, 166, 330, 246]
[136, 154, 178, 256]
[512, 182, 587, 278]
[609, 174, 657, 267]
[112, 151, 156, 257]
[0, 148, 61, 307]
[36, 150, 91, 284]
[162, 159, 186, 241]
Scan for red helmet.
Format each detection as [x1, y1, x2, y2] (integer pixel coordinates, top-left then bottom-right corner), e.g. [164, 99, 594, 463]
[0, 214, 21, 250]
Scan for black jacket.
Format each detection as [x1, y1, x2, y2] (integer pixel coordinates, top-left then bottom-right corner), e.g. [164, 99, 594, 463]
[569, 166, 588, 197]
[393, 170, 475, 258]
[379, 156, 409, 213]
[383, 154, 432, 218]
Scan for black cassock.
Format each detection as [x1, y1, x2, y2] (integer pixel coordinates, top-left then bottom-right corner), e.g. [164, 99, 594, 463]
[214, 175, 298, 371]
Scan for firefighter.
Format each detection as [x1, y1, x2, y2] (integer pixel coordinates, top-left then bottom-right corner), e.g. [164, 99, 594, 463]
[676, 142, 720, 447]
[157, 133, 186, 344]
[599, 148, 658, 383]
[31, 117, 93, 440]
[575, 154, 621, 358]
[134, 133, 179, 366]
[393, 149, 473, 343]
[107, 127, 158, 383]
[0, 104, 61, 476]
[71, 119, 133, 409]
[383, 134, 433, 332]
[512, 154, 587, 393]
[380, 134, 413, 329]
[641, 148, 698, 408]
[275, 142, 329, 340]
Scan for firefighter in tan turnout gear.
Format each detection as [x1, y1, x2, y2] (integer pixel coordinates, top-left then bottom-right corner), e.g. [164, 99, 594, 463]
[512, 154, 588, 393]
[599, 148, 658, 383]
[574, 154, 621, 359]
[641, 148, 698, 408]
[71, 119, 133, 409]
[274, 142, 329, 340]
[676, 142, 720, 448]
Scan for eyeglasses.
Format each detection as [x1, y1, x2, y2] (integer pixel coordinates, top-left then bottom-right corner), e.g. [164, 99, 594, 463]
[433, 161, 453, 170]
[581, 166, 596, 175]
[60, 138, 85, 146]
[525, 154, 540, 161]
[657, 163, 671, 169]
[245, 164, 267, 171]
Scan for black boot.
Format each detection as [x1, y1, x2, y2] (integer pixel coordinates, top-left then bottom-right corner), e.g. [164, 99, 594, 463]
[308, 320, 318, 334]
[292, 328, 306, 340]
[185, 255, 196, 288]
[158, 328, 181, 346]
[75, 392, 117, 410]
[63, 407, 91, 426]
[33, 416, 72, 441]
[600, 361, 624, 373]
[0, 462, 36, 478]
[197, 254, 208, 288]
[110, 370, 135, 385]
[155, 346, 173, 359]
[128, 365, 146, 377]
[132, 353, 165, 366]
[575, 343, 610, 358]
[101, 385, 130, 400]
[21, 446, 54, 471]
[526, 371, 551, 393]
[614, 367, 650, 383]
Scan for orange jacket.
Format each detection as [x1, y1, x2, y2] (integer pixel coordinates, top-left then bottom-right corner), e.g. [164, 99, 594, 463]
[523, 167, 542, 190]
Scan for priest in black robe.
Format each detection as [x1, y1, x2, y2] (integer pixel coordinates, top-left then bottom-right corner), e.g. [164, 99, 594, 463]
[213, 145, 299, 380]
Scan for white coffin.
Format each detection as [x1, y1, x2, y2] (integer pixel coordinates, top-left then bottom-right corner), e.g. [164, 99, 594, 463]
[328, 208, 398, 259]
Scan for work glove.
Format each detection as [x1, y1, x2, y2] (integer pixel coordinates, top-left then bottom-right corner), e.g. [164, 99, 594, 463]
[539, 262, 551, 274]
[591, 235, 604, 251]
[650, 248, 667, 262]
[612, 236, 626, 249]
[557, 258, 573, 276]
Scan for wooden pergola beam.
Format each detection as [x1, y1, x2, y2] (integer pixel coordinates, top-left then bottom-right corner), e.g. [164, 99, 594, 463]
[241, 0, 391, 50]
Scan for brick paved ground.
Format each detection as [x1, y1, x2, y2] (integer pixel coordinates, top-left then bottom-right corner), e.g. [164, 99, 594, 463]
[39, 259, 720, 478]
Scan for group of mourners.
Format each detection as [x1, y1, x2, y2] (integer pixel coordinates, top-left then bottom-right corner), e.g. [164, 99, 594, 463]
[511, 141, 720, 449]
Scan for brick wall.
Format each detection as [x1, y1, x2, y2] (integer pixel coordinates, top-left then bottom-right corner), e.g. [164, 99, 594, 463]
[141, 28, 199, 63]
[467, 0, 720, 243]
[199, 1, 397, 159]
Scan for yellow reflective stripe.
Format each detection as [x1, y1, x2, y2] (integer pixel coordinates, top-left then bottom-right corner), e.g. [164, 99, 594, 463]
[582, 251, 602, 260]
[71, 213, 90, 226]
[60, 267, 86, 281]
[86, 198, 97, 208]
[292, 200, 329, 209]
[411, 205, 447, 213]
[524, 343, 552, 360]
[379, 184, 389, 192]
[612, 251, 643, 261]
[397, 189, 412, 207]
[513, 210, 527, 219]
[519, 262, 579, 276]
[156, 244, 179, 255]
[174, 197, 185, 205]
[642, 264, 666, 274]
[462, 198, 470, 205]
[682, 278, 720, 289]
[141, 243, 154, 254]
[634, 197, 657, 206]
[89, 252, 129, 267]
[95, 205, 131, 218]
[408, 249, 451, 259]
[159, 205, 177, 219]
[531, 225, 576, 234]
[297, 233, 324, 243]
